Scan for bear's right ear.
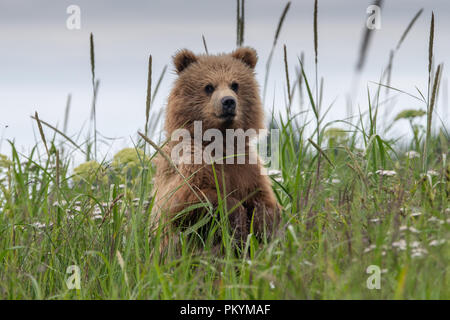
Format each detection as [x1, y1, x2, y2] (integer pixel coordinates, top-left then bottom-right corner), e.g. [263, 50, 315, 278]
[173, 49, 198, 74]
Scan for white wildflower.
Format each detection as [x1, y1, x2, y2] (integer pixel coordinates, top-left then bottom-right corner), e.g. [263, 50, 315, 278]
[32, 222, 53, 230]
[399, 225, 419, 233]
[301, 260, 313, 266]
[93, 205, 102, 215]
[375, 170, 397, 177]
[405, 150, 420, 159]
[267, 169, 282, 176]
[410, 241, 421, 248]
[428, 217, 444, 224]
[392, 239, 407, 250]
[364, 244, 376, 253]
[427, 170, 439, 176]
[408, 226, 419, 233]
[429, 239, 446, 247]
[411, 247, 428, 258]
[268, 169, 283, 183]
[410, 212, 422, 217]
[52, 200, 67, 207]
[32, 222, 46, 229]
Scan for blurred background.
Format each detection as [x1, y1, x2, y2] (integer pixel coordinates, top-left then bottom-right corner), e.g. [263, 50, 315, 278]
[0, 0, 448, 161]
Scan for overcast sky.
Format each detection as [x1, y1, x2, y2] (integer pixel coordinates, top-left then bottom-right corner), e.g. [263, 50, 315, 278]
[0, 0, 449, 159]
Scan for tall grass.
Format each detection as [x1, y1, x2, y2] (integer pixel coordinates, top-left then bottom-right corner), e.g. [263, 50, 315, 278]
[89, 33, 98, 162]
[262, 1, 291, 105]
[144, 55, 152, 138]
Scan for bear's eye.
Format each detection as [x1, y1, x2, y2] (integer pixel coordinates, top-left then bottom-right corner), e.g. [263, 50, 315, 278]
[231, 82, 239, 93]
[204, 84, 215, 95]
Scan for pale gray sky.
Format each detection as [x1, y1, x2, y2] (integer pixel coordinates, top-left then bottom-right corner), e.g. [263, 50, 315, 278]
[0, 0, 449, 158]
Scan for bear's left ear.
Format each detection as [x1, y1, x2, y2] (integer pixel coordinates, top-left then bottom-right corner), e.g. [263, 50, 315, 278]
[231, 47, 258, 69]
[173, 49, 198, 74]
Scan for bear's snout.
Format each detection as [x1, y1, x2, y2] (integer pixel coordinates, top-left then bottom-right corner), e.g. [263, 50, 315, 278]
[221, 96, 236, 117]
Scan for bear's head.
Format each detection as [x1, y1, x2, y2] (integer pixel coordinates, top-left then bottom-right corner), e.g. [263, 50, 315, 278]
[165, 47, 264, 134]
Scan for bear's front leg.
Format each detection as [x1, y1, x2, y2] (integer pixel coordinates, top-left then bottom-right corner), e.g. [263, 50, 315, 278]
[199, 190, 248, 245]
[246, 177, 282, 238]
[251, 201, 281, 238]
[171, 188, 249, 245]
[223, 196, 249, 244]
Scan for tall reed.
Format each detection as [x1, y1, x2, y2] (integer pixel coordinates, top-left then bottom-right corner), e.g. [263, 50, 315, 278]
[89, 33, 98, 161]
[145, 55, 153, 138]
[262, 1, 291, 105]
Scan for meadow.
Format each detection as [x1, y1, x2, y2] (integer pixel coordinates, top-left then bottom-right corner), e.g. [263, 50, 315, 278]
[0, 1, 448, 299]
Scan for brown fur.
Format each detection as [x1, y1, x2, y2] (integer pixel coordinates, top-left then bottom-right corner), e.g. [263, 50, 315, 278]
[152, 47, 281, 251]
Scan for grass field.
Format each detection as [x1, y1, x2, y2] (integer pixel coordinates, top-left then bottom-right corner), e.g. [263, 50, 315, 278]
[0, 1, 448, 299]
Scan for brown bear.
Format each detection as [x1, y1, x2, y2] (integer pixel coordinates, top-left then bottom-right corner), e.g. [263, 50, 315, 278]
[151, 47, 281, 251]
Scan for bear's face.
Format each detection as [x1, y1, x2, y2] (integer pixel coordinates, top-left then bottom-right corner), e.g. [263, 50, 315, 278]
[165, 48, 264, 134]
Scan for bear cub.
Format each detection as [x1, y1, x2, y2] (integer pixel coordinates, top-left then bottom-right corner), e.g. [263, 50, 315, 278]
[152, 47, 281, 251]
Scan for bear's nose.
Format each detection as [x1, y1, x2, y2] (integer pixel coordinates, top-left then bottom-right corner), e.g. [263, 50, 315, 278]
[221, 96, 236, 115]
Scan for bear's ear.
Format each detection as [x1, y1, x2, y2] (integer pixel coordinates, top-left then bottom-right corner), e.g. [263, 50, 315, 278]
[173, 49, 198, 74]
[231, 47, 258, 69]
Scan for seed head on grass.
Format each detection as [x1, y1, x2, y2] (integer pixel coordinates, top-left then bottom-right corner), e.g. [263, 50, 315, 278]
[396, 8, 423, 51]
[89, 33, 98, 161]
[236, 0, 245, 47]
[90, 33, 95, 86]
[423, 12, 438, 172]
[145, 55, 152, 137]
[262, 1, 291, 104]
[34, 111, 49, 158]
[273, 2, 290, 48]
[63, 94, 71, 135]
[283, 44, 291, 105]
[428, 12, 434, 79]
[427, 64, 443, 143]
[202, 35, 209, 55]
[30, 114, 86, 155]
[313, 0, 318, 65]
